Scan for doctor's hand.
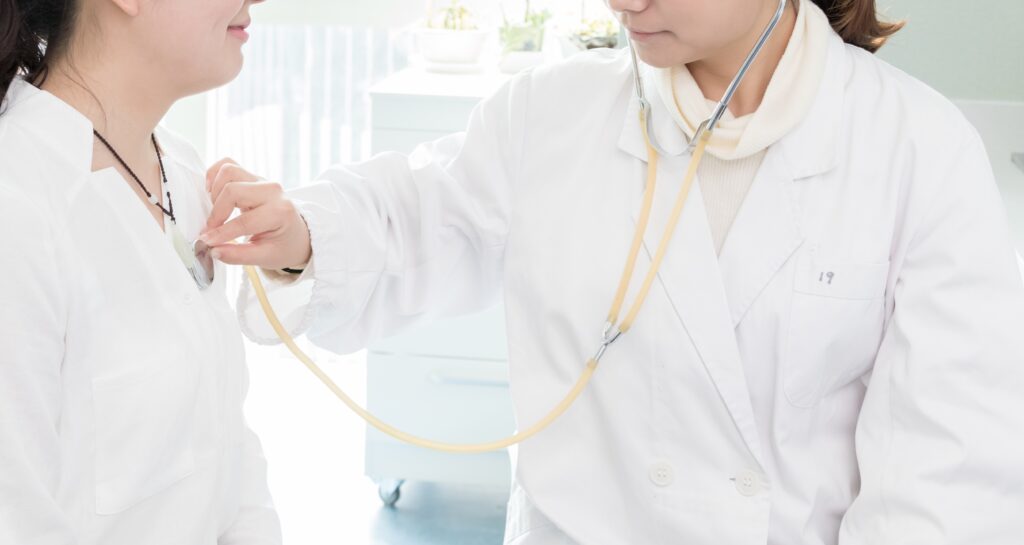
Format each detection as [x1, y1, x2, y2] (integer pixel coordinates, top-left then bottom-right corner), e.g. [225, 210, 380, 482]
[199, 158, 312, 270]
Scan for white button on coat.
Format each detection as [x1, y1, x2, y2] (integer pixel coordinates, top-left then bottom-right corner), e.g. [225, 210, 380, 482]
[734, 470, 764, 497]
[649, 462, 675, 487]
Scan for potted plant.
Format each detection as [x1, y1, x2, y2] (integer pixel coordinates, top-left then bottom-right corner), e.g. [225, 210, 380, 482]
[498, 1, 552, 73]
[560, 16, 619, 56]
[415, 0, 490, 72]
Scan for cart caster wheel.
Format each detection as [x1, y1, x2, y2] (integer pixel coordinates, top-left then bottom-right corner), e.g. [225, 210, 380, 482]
[377, 479, 405, 507]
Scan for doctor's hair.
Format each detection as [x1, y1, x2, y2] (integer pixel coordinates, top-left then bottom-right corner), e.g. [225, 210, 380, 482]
[809, 0, 904, 53]
[1, 0, 79, 112]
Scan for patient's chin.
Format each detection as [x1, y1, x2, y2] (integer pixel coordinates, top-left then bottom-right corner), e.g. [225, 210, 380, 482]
[182, 56, 245, 98]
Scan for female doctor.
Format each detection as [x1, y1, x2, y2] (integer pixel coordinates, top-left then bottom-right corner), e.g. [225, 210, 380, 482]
[202, 0, 1024, 543]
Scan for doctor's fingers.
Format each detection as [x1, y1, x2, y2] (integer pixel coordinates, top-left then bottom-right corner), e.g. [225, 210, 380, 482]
[201, 203, 283, 247]
[208, 210, 310, 269]
[208, 240, 281, 267]
[208, 161, 263, 201]
[204, 181, 285, 232]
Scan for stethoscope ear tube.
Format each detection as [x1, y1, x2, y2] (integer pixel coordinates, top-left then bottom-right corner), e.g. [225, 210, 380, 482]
[628, 0, 788, 156]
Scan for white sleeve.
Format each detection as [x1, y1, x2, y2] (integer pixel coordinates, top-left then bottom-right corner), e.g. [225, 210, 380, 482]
[0, 187, 77, 544]
[838, 133, 1024, 543]
[237, 72, 529, 355]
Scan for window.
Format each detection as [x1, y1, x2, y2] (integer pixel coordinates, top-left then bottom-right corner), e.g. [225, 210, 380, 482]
[206, 25, 411, 187]
[164, 0, 617, 185]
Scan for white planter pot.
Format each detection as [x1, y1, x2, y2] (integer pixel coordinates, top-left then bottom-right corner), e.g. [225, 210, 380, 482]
[414, 28, 489, 69]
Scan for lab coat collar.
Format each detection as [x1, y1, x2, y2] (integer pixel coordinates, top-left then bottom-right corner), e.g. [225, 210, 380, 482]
[714, 36, 849, 324]
[774, 33, 847, 179]
[2, 78, 95, 176]
[616, 33, 848, 180]
[716, 146, 804, 326]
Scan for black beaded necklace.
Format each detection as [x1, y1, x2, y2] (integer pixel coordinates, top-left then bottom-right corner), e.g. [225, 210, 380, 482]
[93, 130, 176, 224]
[92, 129, 215, 290]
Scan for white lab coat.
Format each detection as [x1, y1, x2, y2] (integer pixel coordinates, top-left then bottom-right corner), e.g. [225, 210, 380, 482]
[239, 34, 1024, 545]
[0, 80, 281, 544]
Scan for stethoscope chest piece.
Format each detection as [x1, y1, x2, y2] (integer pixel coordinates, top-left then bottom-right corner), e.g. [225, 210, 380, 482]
[170, 223, 215, 290]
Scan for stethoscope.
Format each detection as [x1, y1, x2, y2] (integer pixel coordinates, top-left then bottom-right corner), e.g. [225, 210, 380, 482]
[631, 0, 788, 157]
[191, 0, 789, 454]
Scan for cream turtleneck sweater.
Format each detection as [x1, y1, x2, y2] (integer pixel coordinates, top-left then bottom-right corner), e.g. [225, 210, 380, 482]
[656, 0, 831, 254]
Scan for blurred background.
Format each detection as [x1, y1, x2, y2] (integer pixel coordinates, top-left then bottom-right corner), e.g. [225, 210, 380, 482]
[161, 1, 1023, 543]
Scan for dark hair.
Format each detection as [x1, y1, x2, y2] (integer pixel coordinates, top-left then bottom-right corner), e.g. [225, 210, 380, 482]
[1, 0, 78, 110]
[811, 0, 904, 53]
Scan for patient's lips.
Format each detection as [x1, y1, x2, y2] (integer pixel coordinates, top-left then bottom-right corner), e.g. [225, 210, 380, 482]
[228, 20, 251, 43]
[627, 26, 668, 43]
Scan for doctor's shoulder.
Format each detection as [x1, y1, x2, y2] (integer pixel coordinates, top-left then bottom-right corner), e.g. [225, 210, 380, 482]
[527, 46, 631, 94]
[505, 47, 633, 127]
[839, 42, 983, 163]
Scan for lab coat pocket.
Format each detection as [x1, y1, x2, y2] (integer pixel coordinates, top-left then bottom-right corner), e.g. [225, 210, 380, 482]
[783, 255, 889, 408]
[92, 361, 198, 515]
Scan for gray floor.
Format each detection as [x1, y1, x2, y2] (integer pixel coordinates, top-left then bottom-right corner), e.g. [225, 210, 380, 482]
[369, 482, 508, 545]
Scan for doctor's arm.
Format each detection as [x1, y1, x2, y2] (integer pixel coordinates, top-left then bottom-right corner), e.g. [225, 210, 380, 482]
[0, 187, 77, 544]
[203, 74, 529, 354]
[837, 133, 1024, 543]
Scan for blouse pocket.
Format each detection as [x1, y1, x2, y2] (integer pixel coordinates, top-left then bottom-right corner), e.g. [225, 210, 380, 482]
[783, 253, 890, 408]
[91, 361, 199, 515]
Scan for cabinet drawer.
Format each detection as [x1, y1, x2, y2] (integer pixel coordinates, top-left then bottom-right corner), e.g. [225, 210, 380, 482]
[366, 353, 515, 443]
[370, 304, 508, 361]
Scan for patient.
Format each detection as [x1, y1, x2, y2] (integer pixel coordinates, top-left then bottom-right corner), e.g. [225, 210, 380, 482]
[0, 0, 282, 543]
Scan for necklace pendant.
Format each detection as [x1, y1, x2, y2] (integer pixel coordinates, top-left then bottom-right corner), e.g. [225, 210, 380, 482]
[170, 223, 215, 290]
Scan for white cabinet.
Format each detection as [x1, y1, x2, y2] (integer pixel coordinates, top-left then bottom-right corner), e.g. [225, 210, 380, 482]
[365, 68, 515, 502]
[369, 67, 511, 154]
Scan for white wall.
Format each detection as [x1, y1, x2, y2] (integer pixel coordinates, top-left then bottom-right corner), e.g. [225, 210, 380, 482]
[877, 0, 1024, 102]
